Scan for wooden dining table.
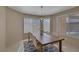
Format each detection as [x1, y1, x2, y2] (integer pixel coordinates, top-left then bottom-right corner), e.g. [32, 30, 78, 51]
[33, 33, 64, 52]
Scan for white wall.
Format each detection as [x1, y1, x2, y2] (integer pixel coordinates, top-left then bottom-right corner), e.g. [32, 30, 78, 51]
[0, 7, 6, 51]
[6, 7, 24, 47]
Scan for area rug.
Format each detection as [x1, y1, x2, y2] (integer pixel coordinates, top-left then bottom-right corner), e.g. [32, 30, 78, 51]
[24, 41, 59, 52]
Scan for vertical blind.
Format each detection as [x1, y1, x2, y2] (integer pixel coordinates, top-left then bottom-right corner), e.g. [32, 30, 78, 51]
[66, 16, 79, 33]
[24, 15, 51, 39]
[43, 16, 50, 33]
[24, 15, 40, 38]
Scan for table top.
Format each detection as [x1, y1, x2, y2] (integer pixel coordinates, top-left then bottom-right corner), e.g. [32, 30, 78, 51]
[35, 33, 64, 45]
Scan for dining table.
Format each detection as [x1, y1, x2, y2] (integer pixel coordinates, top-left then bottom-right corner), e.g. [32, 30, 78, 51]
[33, 33, 64, 52]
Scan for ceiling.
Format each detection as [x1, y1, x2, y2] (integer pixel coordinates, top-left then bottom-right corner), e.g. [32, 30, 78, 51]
[8, 6, 75, 16]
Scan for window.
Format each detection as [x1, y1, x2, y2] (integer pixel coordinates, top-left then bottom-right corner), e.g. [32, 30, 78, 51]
[24, 16, 33, 33]
[43, 17, 50, 33]
[24, 15, 40, 38]
[66, 16, 79, 37]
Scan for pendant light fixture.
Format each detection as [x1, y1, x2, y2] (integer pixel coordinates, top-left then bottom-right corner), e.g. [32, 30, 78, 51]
[40, 6, 43, 36]
[41, 6, 43, 20]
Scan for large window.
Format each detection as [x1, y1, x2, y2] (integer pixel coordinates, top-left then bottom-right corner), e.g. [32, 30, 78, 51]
[43, 17, 50, 33]
[24, 15, 40, 38]
[24, 15, 50, 37]
[66, 15, 79, 38]
[24, 15, 33, 33]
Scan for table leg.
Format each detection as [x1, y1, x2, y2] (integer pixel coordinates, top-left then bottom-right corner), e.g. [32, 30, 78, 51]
[59, 40, 62, 52]
[39, 45, 43, 52]
[37, 41, 43, 52]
